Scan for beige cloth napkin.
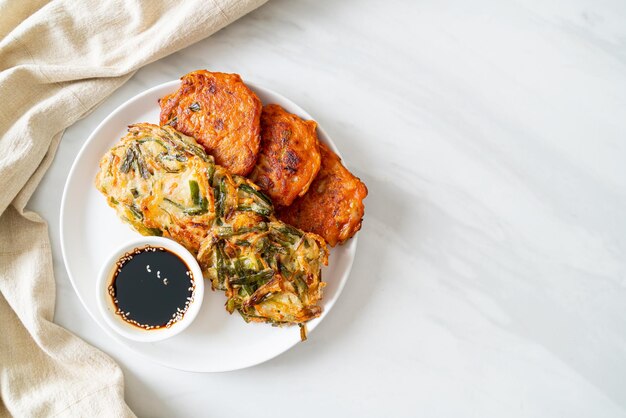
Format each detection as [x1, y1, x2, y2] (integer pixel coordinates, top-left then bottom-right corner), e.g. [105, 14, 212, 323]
[0, 0, 266, 416]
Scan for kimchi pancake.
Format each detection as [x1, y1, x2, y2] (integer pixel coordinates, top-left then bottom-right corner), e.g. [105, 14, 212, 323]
[159, 70, 262, 176]
[249, 104, 321, 207]
[278, 142, 367, 246]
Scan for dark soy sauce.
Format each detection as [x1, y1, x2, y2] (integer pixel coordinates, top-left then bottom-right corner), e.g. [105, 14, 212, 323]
[109, 245, 195, 330]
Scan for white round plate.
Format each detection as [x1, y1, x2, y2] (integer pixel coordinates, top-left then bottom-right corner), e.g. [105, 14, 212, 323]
[60, 80, 357, 372]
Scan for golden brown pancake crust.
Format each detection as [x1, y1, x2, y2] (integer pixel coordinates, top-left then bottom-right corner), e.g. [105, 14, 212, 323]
[278, 142, 367, 246]
[249, 104, 321, 207]
[159, 70, 262, 176]
[95, 123, 329, 326]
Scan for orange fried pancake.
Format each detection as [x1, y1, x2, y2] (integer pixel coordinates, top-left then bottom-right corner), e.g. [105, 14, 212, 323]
[278, 142, 367, 246]
[159, 70, 262, 176]
[249, 104, 321, 207]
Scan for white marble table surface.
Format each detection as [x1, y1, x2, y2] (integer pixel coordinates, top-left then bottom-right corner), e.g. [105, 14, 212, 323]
[27, 0, 626, 416]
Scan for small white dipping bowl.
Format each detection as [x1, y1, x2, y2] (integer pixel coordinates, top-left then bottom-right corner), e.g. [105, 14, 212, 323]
[96, 236, 204, 342]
